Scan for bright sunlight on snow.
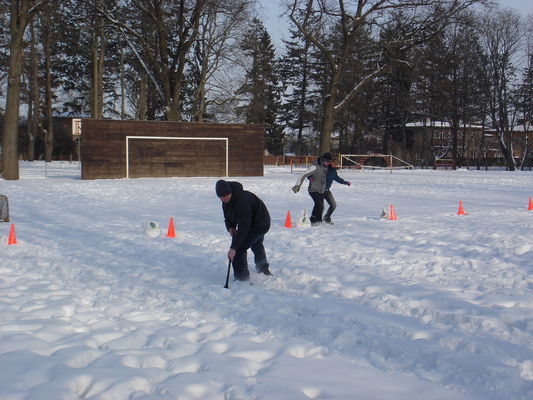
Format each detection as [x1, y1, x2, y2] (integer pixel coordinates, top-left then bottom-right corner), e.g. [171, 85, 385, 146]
[1, 161, 532, 399]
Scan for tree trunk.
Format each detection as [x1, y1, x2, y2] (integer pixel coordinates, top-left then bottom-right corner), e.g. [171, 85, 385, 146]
[166, 54, 187, 121]
[2, 1, 32, 180]
[166, 0, 206, 121]
[137, 76, 148, 120]
[497, 132, 516, 171]
[319, 94, 335, 155]
[90, 3, 105, 119]
[43, 19, 54, 162]
[28, 20, 40, 162]
[296, 39, 311, 155]
[120, 43, 126, 119]
[192, 62, 208, 122]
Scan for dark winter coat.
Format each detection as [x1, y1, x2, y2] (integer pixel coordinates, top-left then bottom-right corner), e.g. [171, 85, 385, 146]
[325, 165, 349, 190]
[222, 181, 271, 250]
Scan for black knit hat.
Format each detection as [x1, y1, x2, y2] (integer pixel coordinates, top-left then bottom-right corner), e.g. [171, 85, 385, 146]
[215, 180, 232, 197]
[322, 152, 333, 162]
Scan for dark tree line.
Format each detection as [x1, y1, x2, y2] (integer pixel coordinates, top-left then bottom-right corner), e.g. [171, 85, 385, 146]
[1, 0, 532, 179]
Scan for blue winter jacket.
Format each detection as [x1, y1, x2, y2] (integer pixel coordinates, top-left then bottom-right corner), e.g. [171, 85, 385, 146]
[325, 165, 349, 190]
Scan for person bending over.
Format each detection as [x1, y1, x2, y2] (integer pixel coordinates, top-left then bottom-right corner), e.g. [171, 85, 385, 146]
[216, 180, 272, 281]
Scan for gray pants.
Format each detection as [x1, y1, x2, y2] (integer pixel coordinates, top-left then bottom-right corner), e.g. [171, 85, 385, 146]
[0, 195, 9, 222]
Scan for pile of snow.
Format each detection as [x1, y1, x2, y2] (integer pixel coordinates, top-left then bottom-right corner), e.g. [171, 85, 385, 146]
[1, 161, 532, 399]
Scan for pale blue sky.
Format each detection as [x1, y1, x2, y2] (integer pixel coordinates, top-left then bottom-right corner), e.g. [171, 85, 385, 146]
[261, 0, 533, 48]
[497, 0, 533, 14]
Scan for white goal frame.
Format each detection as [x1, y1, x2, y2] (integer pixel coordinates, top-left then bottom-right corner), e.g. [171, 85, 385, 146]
[125, 136, 229, 179]
[340, 153, 413, 171]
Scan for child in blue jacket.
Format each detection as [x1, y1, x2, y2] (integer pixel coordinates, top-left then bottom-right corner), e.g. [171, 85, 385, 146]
[323, 155, 350, 224]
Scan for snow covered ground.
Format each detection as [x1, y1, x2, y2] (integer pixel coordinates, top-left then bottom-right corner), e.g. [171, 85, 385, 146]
[1, 161, 532, 400]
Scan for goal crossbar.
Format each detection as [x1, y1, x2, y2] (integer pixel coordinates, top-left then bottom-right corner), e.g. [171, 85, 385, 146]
[340, 154, 413, 170]
[125, 136, 229, 178]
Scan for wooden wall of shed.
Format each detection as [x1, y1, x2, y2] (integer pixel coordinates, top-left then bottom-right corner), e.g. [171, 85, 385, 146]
[80, 119, 264, 179]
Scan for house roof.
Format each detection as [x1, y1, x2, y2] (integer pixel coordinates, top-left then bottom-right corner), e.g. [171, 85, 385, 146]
[405, 121, 483, 129]
[484, 123, 532, 132]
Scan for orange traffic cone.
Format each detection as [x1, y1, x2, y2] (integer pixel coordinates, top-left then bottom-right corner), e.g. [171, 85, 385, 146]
[8, 224, 17, 245]
[528, 197, 533, 211]
[457, 200, 467, 215]
[388, 204, 398, 221]
[284, 211, 293, 228]
[166, 217, 176, 238]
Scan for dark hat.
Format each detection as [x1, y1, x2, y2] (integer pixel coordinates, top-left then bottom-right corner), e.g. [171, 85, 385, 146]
[215, 180, 232, 197]
[322, 152, 333, 162]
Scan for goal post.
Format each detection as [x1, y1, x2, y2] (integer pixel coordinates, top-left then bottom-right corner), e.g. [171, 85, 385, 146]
[340, 153, 413, 171]
[125, 136, 229, 178]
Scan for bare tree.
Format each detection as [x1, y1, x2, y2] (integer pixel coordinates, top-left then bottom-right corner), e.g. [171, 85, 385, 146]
[287, 0, 489, 154]
[189, 0, 252, 121]
[2, 0, 50, 180]
[27, 19, 41, 161]
[40, 2, 54, 161]
[98, 0, 207, 121]
[90, 0, 106, 118]
[515, 15, 533, 169]
[478, 8, 523, 170]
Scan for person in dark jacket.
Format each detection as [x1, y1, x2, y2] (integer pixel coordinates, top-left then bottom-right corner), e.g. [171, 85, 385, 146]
[323, 159, 351, 224]
[216, 180, 272, 281]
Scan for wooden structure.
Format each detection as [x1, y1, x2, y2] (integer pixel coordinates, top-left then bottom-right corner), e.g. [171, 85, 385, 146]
[433, 158, 456, 170]
[80, 119, 264, 179]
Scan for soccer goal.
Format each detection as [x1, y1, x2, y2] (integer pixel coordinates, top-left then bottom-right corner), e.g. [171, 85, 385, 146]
[125, 136, 229, 178]
[289, 156, 315, 173]
[340, 154, 413, 171]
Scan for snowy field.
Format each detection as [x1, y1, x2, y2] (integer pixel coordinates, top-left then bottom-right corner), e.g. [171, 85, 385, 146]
[1, 161, 532, 400]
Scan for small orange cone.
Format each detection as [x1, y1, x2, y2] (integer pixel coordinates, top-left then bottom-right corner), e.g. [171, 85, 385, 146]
[388, 204, 398, 221]
[166, 217, 176, 238]
[8, 224, 17, 245]
[284, 211, 293, 228]
[528, 197, 533, 211]
[457, 200, 467, 215]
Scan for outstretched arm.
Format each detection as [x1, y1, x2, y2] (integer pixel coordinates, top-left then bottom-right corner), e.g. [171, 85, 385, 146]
[292, 165, 317, 192]
[332, 169, 350, 186]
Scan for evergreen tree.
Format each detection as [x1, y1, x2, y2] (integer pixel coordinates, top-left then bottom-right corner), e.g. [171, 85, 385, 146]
[236, 18, 284, 155]
[445, 13, 487, 164]
[279, 27, 321, 155]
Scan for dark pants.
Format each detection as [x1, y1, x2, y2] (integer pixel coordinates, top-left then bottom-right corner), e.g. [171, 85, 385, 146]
[233, 227, 270, 281]
[309, 192, 325, 224]
[0, 195, 9, 222]
[324, 190, 336, 221]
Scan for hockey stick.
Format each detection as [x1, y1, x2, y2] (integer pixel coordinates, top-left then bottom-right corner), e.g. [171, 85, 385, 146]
[224, 259, 231, 289]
